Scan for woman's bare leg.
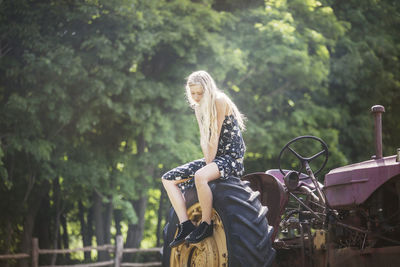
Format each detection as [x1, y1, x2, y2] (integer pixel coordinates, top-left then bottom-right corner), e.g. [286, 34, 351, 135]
[162, 179, 189, 223]
[194, 163, 221, 224]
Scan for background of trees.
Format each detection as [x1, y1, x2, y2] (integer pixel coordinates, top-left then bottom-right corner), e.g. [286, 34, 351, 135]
[0, 0, 399, 265]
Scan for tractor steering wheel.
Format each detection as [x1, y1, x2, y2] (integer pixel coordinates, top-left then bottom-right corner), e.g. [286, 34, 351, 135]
[278, 135, 329, 177]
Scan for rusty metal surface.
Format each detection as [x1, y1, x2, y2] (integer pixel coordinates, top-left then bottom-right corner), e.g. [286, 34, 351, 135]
[371, 105, 385, 159]
[324, 155, 400, 208]
[274, 244, 400, 267]
[242, 172, 288, 240]
[327, 245, 400, 267]
[265, 169, 324, 190]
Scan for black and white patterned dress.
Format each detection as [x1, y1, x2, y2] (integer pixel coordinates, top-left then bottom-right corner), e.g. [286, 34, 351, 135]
[162, 114, 246, 191]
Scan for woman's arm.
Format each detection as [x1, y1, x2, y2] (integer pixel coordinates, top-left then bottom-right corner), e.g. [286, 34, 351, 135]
[194, 107, 208, 160]
[204, 96, 227, 164]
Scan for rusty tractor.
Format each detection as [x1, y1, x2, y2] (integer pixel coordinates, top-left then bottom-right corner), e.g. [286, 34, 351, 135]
[243, 105, 400, 266]
[162, 105, 400, 266]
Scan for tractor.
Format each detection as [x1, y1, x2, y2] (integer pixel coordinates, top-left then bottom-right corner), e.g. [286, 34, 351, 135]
[162, 105, 400, 266]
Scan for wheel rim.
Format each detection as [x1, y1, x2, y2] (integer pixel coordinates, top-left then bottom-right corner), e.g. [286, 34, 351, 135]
[170, 203, 228, 267]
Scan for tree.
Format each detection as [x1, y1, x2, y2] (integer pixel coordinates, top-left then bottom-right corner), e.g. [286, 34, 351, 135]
[216, 0, 349, 176]
[328, 0, 400, 162]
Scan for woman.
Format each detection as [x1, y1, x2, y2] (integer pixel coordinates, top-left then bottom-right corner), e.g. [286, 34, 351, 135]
[161, 70, 246, 247]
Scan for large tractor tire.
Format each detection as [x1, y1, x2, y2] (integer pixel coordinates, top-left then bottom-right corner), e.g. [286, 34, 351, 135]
[162, 177, 275, 267]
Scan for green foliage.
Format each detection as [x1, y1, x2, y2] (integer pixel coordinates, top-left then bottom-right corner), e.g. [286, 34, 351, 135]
[218, 0, 349, 175]
[328, 0, 400, 161]
[142, 188, 161, 248]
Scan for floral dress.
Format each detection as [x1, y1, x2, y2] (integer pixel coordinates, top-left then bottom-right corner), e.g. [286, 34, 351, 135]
[162, 114, 246, 191]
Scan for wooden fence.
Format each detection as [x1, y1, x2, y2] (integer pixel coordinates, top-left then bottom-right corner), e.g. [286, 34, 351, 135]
[0, 236, 161, 267]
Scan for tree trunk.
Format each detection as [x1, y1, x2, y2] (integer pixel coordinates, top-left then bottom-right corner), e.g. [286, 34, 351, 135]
[51, 178, 61, 266]
[123, 132, 150, 261]
[34, 194, 51, 249]
[93, 191, 108, 261]
[103, 197, 113, 245]
[104, 170, 115, 246]
[87, 203, 94, 258]
[20, 180, 50, 267]
[4, 219, 13, 267]
[79, 201, 91, 261]
[60, 213, 70, 261]
[114, 209, 122, 236]
[125, 196, 148, 249]
[33, 191, 51, 265]
[20, 212, 36, 267]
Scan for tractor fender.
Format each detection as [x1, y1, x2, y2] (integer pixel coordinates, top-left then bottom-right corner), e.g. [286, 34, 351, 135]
[242, 171, 289, 241]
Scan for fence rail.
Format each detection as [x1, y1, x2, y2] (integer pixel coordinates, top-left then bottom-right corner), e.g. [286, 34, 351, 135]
[0, 253, 30, 260]
[37, 245, 114, 254]
[0, 235, 161, 267]
[40, 261, 115, 267]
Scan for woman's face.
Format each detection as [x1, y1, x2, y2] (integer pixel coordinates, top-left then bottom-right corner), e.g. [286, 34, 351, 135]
[189, 84, 204, 103]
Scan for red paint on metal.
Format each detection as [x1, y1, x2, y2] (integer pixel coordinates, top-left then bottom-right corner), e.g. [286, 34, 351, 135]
[324, 155, 400, 208]
[242, 171, 289, 241]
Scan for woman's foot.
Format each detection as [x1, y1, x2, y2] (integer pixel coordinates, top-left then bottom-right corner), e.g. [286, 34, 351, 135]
[185, 221, 213, 244]
[169, 220, 196, 247]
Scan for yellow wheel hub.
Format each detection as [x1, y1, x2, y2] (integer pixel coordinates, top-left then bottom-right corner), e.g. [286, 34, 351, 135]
[170, 203, 228, 267]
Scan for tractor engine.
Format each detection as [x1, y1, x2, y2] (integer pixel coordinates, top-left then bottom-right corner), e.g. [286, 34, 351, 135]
[333, 177, 400, 249]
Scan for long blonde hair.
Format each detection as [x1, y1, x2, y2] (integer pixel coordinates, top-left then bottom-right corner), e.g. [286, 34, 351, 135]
[185, 70, 245, 149]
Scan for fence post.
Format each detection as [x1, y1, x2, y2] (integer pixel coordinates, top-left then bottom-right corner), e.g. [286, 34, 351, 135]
[114, 235, 124, 267]
[32, 238, 39, 267]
